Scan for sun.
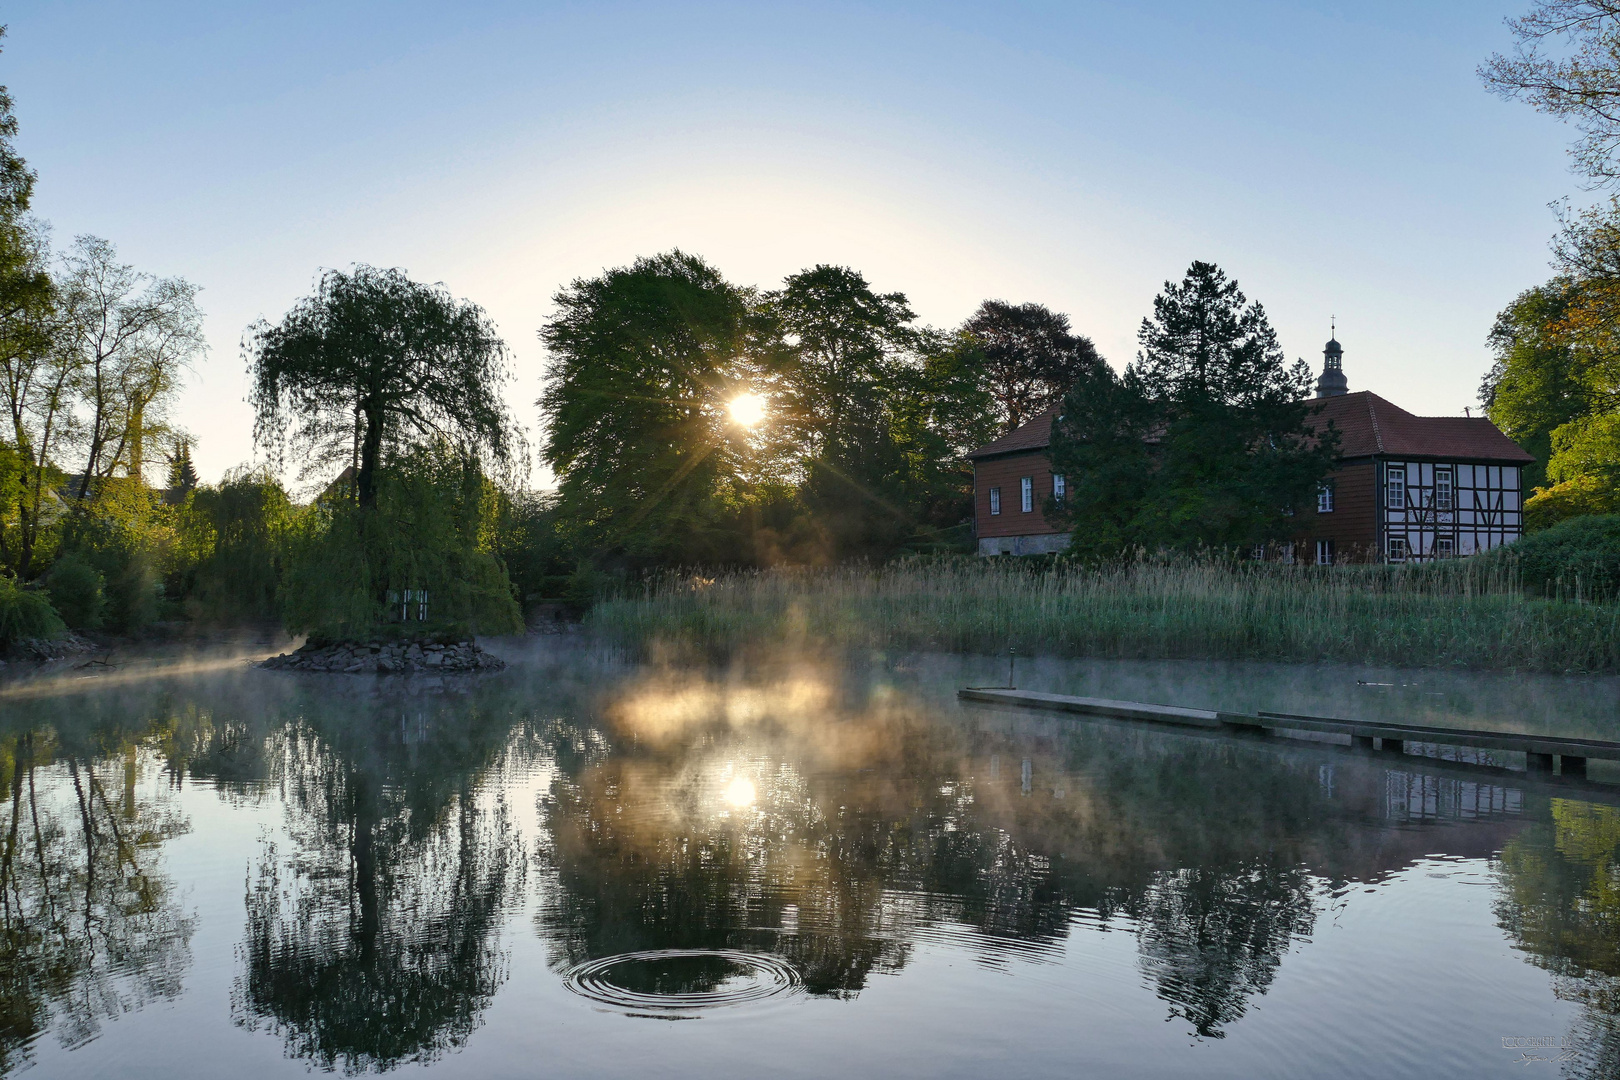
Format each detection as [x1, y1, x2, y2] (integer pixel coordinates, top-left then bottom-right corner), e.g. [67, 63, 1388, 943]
[728, 392, 766, 427]
[722, 777, 757, 808]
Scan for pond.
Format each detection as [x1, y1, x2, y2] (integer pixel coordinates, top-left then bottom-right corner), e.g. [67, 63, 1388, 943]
[2, 643, 1618, 1079]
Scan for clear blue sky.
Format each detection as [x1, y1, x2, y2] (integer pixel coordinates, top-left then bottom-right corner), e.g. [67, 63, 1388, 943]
[3, 1, 1579, 483]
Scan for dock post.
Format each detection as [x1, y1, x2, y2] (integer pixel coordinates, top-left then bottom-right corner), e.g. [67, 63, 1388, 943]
[1561, 756, 1588, 779]
[1527, 752, 1554, 773]
[1352, 735, 1375, 750]
[1381, 738, 1404, 754]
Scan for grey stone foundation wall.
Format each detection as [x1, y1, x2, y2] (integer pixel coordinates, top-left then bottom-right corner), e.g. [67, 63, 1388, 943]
[977, 533, 1071, 556]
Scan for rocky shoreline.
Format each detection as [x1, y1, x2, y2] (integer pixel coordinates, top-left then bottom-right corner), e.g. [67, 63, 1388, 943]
[261, 639, 505, 674]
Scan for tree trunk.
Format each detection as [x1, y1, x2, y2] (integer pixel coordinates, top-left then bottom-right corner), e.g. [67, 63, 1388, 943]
[357, 403, 384, 508]
[128, 401, 144, 482]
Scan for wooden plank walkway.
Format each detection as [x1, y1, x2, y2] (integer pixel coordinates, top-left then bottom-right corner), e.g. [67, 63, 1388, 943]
[957, 687, 1620, 778]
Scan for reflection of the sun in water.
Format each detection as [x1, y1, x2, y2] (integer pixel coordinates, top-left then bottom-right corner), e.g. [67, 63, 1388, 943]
[723, 776, 757, 808]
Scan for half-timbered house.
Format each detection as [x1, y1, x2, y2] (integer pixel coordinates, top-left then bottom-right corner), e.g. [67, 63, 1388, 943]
[966, 336, 1534, 562]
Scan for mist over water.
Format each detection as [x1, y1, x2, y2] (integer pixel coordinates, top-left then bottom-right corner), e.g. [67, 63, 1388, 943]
[2, 643, 1617, 1078]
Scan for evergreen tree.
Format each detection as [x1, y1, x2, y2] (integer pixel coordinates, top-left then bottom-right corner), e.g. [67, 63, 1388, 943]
[167, 440, 198, 493]
[1050, 261, 1337, 556]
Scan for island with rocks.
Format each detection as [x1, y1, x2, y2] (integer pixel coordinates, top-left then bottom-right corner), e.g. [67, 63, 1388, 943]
[262, 639, 505, 674]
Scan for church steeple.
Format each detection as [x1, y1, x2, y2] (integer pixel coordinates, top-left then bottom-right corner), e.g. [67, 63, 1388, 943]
[1316, 319, 1348, 397]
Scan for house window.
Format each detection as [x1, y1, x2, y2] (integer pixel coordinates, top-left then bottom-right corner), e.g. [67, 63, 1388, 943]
[1053, 473, 1066, 501]
[1317, 483, 1334, 513]
[989, 487, 1001, 515]
[1387, 535, 1408, 562]
[1436, 469, 1453, 511]
[1387, 467, 1406, 511]
[1021, 476, 1033, 513]
[1316, 539, 1335, 566]
[1436, 536, 1454, 558]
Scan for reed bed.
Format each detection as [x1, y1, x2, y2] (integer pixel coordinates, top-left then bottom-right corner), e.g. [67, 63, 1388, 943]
[586, 556, 1620, 673]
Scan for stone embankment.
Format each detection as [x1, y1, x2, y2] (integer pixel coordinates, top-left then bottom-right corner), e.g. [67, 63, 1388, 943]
[262, 639, 504, 674]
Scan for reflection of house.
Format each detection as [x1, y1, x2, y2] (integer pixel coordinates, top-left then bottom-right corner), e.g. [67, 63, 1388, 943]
[966, 337, 1534, 562]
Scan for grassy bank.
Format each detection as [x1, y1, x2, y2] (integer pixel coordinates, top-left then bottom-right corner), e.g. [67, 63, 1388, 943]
[586, 556, 1620, 673]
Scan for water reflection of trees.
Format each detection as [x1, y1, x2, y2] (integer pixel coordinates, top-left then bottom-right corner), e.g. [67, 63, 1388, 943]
[533, 673, 1379, 1034]
[0, 725, 193, 1076]
[233, 690, 526, 1073]
[1495, 799, 1620, 1079]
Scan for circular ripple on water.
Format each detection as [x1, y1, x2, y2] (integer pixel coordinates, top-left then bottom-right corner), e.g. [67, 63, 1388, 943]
[562, 949, 803, 1016]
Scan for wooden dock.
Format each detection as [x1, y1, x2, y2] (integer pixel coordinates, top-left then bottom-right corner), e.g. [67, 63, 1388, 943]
[957, 687, 1620, 778]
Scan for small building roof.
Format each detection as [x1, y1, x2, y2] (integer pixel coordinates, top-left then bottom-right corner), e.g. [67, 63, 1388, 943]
[965, 405, 1061, 459]
[964, 391, 1534, 464]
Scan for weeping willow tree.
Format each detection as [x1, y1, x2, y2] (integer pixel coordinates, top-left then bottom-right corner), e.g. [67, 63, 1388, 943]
[246, 266, 523, 639]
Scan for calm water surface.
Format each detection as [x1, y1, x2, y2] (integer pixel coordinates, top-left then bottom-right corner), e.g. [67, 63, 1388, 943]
[2, 644, 1619, 1079]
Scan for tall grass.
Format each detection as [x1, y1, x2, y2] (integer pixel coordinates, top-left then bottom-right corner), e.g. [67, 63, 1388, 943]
[587, 554, 1620, 673]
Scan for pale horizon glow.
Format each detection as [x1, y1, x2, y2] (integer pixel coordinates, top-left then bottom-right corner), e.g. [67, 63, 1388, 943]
[2, 2, 1582, 485]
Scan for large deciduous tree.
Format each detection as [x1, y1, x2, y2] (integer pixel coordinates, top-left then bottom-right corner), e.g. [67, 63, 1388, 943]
[56, 236, 204, 499]
[1482, 2, 1620, 186]
[767, 265, 922, 559]
[247, 265, 516, 508]
[0, 31, 56, 574]
[1482, 213, 1620, 524]
[962, 300, 1104, 433]
[1050, 261, 1337, 556]
[539, 251, 752, 565]
[1481, 279, 1603, 492]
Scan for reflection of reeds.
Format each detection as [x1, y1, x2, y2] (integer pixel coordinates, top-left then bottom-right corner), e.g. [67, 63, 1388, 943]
[587, 555, 1620, 672]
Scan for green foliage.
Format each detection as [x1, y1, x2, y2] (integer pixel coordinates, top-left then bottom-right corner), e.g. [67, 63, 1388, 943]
[246, 264, 517, 508]
[0, 574, 63, 645]
[280, 445, 521, 638]
[1525, 474, 1620, 530]
[172, 468, 295, 623]
[1502, 513, 1620, 601]
[59, 479, 169, 633]
[1051, 261, 1337, 556]
[42, 553, 103, 630]
[540, 251, 755, 567]
[768, 265, 924, 562]
[489, 488, 571, 608]
[1482, 279, 1594, 491]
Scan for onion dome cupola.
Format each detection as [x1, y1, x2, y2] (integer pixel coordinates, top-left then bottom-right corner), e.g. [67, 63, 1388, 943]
[1316, 325, 1348, 397]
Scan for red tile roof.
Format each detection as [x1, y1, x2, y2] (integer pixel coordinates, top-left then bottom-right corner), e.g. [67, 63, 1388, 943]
[1308, 391, 1533, 463]
[966, 391, 1534, 464]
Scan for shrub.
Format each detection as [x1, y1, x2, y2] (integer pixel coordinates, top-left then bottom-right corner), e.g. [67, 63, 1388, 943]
[0, 575, 66, 646]
[1506, 514, 1620, 602]
[44, 553, 106, 629]
[1524, 476, 1620, 532]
